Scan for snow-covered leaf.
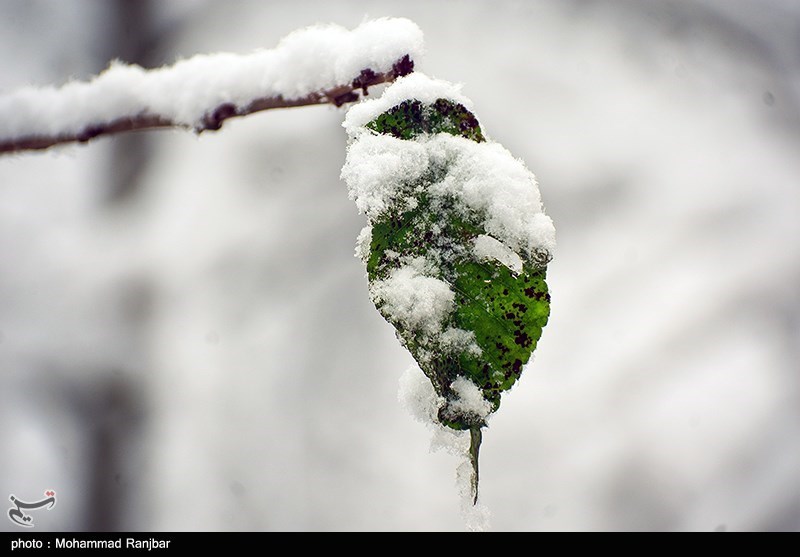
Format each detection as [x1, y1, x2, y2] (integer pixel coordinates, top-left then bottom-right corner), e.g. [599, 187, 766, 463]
[343, 74, 554, 430]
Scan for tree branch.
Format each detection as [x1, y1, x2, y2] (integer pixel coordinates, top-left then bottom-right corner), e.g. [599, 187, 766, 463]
[0, 55, 414, 155]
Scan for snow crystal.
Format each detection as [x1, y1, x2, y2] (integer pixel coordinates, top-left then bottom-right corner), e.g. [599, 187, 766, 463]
[369, 264, 454, 335]
[473, 234, 524, 275]
[0, 18, 423, 140]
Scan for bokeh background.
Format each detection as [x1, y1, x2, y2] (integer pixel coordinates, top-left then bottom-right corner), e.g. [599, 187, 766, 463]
[1, 0, 798, 531]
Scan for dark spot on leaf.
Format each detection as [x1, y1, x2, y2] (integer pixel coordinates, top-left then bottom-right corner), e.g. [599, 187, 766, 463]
[514, 332, 531, 347]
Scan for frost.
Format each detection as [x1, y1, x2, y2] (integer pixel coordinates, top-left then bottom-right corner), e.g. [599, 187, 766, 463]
[369, 264, 454, 335]
[473, 234, 524, 275]
[0, 17, 423, 140]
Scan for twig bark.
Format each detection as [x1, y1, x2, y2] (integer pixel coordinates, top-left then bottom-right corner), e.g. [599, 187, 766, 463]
[0, 55, 414, 155]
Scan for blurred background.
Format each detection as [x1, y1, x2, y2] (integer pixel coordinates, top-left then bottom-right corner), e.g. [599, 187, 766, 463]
[1, 0, 798, 531]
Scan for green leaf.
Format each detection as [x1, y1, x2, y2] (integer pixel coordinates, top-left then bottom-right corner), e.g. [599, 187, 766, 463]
[366, 98, 485, 142]
[366, 99, 551, 430]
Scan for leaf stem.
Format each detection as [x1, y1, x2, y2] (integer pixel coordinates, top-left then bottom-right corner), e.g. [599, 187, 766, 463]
[469, 426, 482, 505]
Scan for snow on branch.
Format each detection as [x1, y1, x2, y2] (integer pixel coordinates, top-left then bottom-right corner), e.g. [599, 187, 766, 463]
[0, 17, 423, 155]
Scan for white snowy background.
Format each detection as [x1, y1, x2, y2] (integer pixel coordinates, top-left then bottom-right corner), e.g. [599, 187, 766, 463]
[1, 0, 799, 531]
